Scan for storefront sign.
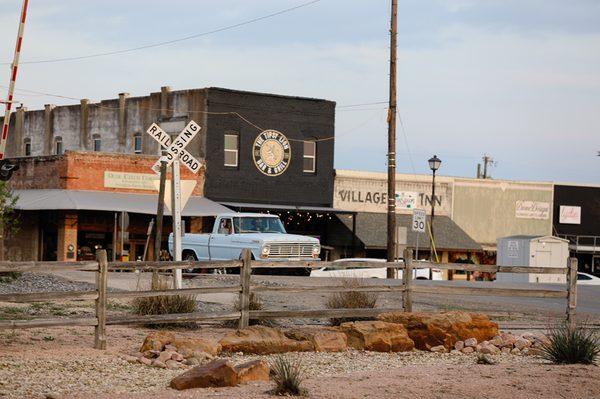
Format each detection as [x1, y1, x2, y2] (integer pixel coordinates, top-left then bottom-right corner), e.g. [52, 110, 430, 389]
[104, 171, 157, 190]
[396, 191, 418, 209]
[334, 175, 451, 215]
[253, 130, 291, 176]
[515, 201, 550, 220]
[559, 206, 581, 224]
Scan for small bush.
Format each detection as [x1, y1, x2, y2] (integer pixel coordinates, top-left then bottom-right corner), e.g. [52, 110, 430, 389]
[542, 322, 600, 364]
[132, 278, 196, 327]
[0, 272, 21, 283]
[224, 292, 269, 328]
[270, 355, 307, 396]
[325, 279, 378, 326]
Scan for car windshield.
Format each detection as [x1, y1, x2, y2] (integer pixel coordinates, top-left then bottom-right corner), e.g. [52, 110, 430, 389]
[233, 217, 287, 234]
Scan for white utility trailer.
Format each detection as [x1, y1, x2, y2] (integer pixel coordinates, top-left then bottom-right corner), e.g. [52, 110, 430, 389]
[496, 235, 569, 284]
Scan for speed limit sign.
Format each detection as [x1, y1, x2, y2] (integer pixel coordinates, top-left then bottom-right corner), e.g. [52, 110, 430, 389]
[412, 209, 426, 233]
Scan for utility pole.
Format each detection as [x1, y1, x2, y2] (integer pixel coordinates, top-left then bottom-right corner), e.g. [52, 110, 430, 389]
[386, 0, 398, 279]
[482, 154, 494, 179]
[152, 160, 167, 289]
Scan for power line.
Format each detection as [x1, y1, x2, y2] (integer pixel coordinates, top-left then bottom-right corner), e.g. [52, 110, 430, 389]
[1, 0, 321, 65]
[0, 85, 386, 143]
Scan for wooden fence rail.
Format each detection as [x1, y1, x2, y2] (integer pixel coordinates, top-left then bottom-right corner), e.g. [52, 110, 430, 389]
[0, 248, 578, 348]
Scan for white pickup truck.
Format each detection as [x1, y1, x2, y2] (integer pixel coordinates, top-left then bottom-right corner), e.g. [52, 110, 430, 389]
[168, 213, 320, 273]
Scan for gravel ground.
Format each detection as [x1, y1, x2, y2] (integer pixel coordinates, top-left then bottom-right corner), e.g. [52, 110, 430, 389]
[0, 273, 98, 294]
[0, 324, 549, 399]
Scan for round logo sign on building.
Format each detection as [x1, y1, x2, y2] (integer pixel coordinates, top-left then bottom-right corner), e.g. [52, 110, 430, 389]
[253, 130, 291, 176]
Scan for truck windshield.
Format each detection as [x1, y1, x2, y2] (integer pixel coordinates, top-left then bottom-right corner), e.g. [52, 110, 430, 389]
[233, 217, 287, 234]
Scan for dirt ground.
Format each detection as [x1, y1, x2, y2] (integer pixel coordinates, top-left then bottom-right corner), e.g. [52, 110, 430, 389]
[84, 364, 598, 399]
[1, 324, 598, 399]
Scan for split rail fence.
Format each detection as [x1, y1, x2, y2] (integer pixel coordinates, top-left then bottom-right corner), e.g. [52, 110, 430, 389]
[0, 249, 578, 349]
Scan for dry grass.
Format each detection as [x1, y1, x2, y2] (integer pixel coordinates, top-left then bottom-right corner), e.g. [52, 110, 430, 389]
[325, 279, 378, 326]
[132, 278, 196, 327]
[224, 292, 270, 327]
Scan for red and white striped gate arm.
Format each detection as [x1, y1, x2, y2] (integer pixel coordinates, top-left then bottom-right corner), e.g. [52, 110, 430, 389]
[0, 0, 29, 160]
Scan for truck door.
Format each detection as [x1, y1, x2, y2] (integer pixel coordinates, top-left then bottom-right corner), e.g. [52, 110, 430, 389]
[209, 217, 234, 260]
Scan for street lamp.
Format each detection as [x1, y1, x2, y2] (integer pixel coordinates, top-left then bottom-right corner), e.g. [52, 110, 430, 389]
[428, 155, 441, 278]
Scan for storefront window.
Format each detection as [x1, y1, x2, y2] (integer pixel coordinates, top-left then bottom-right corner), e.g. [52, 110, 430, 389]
[303, 140, 316, 173]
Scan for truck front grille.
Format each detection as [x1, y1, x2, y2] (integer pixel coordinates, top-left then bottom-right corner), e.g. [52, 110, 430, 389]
[268, 243, 313, 258]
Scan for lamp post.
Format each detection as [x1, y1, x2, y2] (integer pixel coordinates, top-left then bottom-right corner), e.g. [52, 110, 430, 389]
[428, 155, 441, 278]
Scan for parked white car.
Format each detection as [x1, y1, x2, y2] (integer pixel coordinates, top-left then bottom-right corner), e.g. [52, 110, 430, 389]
[310, 258, 442, 280]
[577, 272, 600, 285]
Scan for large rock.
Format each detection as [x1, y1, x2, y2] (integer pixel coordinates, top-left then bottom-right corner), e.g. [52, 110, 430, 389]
[339, 321, 414, 352]
[234, 360, 270, 384]
[140, 331, 176, 353]
[219, 326, 313, 355]
[171, 338, 222, 356]
[170, 359, 238, 390]
[377, 311, 498, 351]
[284, 328, 348, 352]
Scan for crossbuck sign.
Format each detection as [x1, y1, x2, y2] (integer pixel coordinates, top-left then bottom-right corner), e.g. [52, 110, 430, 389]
[146, 121, 203, 175]
[145, 120, 203, 289]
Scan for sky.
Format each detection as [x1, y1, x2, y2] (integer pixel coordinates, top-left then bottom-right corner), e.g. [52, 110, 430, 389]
[0, 0, 598, 183]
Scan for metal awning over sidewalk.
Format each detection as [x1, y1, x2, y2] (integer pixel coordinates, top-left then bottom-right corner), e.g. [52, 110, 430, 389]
[13, 189, 231, 216]
[330, 212, 482, 251]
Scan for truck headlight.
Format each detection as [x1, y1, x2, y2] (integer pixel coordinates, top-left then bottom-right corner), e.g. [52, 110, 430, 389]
[312, 245, 321, 256]
[261, 245, 270, 257]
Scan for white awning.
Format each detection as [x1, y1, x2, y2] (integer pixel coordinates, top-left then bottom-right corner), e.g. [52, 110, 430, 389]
[13, 189, 230, 217]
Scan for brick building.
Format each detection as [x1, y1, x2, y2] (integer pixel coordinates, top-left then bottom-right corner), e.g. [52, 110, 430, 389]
[5, 151, 226, 261]
[2, 86, 338, 261]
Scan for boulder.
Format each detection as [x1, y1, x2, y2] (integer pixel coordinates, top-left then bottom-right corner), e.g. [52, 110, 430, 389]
[157, 350, 175, 363]
[170, 359, 238, 390]
[514, 338, 531, 350]
[234, 360, 270, 384]
[479, 345, 499, 355]
[152, 359, 166, 369]
[454, 341, 465, 351]
[165, 360, 183, 370]
[138, 356, 152, 366]
[219, 326, 313, 355]
[140, 331, 176, 353]
[339, 321, 414, 352]
[171, 338, 222, 356]
[464, 338, 478, 348]
[378, 311, 498, 351]
[430, 345, 446, 353]
[284, 328, 348, 352]
[499, 332, 517, 348]
[461, 347, 474, 354]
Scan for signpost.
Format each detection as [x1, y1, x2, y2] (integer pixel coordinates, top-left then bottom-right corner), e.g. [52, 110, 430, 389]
[411, 209, 426, 260]
[146, 121, 203, 289]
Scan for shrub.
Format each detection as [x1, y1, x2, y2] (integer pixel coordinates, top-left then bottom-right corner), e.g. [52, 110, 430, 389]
[225, 292, 269, 328]
[325, 279, 378, 326]
[270, 355, 307, 396]
[132, 278, 196, 327]
[0, 272, 21, 283]
[542, 322, 600, 364]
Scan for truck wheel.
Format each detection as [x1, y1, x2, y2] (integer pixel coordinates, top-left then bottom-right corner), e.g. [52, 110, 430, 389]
[183, 251, 198, 274]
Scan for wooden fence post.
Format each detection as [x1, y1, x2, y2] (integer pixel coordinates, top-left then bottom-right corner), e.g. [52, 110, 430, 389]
[238, 249, 252, 330]
[566, 257, 578, 330]
[95, 250, 108, 350]
[403, 248, 413, 312]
